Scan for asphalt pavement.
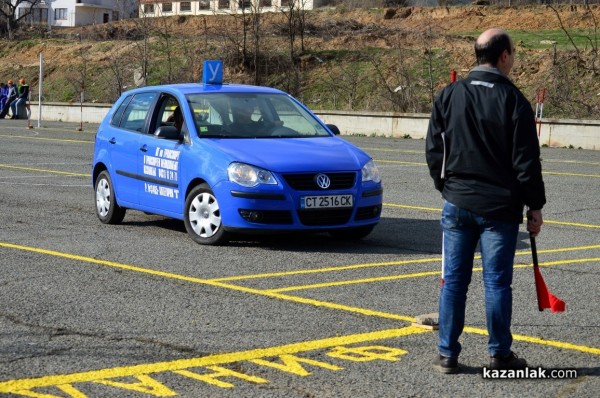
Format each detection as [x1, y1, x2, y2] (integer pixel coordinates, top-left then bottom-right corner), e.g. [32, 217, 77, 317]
[0, 119, 598, 397]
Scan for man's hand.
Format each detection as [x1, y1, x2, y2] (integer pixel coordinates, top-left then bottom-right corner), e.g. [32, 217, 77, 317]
[527, 209, 543, 237]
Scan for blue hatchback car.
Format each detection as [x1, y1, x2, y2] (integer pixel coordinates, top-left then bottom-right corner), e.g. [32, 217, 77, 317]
[92, 70, 383, 245]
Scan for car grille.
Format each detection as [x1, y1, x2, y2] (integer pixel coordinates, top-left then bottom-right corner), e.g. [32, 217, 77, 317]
[282, 172, 356, 191]
[297, 209, 353, 226]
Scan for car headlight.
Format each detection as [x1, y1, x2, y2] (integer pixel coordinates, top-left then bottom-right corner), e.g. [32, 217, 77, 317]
[228, 162, 277, 187]
[362, 160, 381, 183]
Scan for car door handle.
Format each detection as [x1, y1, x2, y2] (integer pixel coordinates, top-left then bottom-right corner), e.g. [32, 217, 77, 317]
[108, 137, 116, 144]
[140, 145, 148, 152]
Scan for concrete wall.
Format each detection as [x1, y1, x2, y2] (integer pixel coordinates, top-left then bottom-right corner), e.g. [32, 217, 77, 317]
[27, 103, 600, 150]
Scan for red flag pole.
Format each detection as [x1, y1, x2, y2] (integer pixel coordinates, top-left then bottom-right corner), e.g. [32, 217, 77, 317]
[530, 235, 566, 313]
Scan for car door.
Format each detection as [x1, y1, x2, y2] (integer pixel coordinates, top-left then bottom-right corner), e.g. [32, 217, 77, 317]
[109, 92, 157, 206]
[137, 94, 186, 216]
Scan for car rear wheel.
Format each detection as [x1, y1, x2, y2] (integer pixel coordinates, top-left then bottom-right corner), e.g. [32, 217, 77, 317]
[329, 225, 375, 240]
[184, 184, 229, 245]
[95, 170, 126, 224]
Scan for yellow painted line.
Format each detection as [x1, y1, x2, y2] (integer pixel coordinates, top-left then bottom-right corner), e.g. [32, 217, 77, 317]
[367, 148, 600, 167]
[267, 257, 600, 293]
[213, 244, 600, 282]
[544, 171, 600, 178]
[464, 327, 600, 355]
[212, 258, 440, 282]
[383, 203, 600, 229]
[383, 202, 441, 212]
[269, 270, 442, 293]
[362, 147, 423, 154]
[1, 242, 599, 363]
[0, 242, 415, 324]
[543, 159, 600, 166]
[0, 164, 90, 177]
[0, 326, 427, 392]
[0, 134, 92, 143]
[545, 220, 600, 229]
[375, 159, 426, 166]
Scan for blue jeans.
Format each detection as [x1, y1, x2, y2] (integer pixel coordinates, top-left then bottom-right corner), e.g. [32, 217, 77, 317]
[10, 98, 26, 117]
[438, 201, 519, 358]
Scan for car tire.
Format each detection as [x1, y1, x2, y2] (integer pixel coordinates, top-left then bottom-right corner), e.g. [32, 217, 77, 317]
[184, 184, 229, 245]
[95, 170, 126, 224]
[329, 225, 375, 240]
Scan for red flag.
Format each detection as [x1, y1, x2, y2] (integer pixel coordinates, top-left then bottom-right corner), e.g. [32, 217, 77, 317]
[530, 235, 566, 312]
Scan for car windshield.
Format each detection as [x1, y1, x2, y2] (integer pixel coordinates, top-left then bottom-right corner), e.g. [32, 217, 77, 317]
[186, 93, 331, 138]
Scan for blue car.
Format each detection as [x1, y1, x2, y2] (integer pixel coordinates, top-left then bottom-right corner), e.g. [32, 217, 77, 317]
[92, 70, 382, 245]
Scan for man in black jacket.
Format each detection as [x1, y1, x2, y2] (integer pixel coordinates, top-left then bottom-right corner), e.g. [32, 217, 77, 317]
[425, 28, 545, 374]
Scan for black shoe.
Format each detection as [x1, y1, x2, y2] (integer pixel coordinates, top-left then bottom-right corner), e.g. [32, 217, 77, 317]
[433, 354, 459, 374]
[10, 115, 16, 119]
[489, 351, 527, 370]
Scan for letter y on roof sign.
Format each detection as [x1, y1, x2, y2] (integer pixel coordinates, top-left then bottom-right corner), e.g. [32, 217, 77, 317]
[202, 60, 223, 85]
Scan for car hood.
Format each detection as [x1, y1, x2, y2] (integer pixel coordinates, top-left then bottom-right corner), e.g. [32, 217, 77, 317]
[208, 137, 370, 172]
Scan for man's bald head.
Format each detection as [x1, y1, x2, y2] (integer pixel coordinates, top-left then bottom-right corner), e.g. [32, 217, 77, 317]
[474, 29, 513, 68]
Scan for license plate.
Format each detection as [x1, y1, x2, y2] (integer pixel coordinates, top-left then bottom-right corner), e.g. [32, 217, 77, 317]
[300, 194, 353, 209]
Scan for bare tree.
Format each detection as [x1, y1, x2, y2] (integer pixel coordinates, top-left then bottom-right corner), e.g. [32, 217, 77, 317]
[0, 0, 43, 40]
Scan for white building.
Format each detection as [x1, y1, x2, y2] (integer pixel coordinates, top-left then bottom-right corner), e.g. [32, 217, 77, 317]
[138, 0, 326, 18]
[17, 0, 137, 27]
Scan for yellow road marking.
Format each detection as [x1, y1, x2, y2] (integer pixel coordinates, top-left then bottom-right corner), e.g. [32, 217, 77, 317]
[383, 202, 441, 212]
[373, 157, 600, 177]
[0, 326, 427, 393]
[363, 147, 423, 154]
[368, 147, 600, 167]
[375, 159, 426, 166]
[0, 164, 90, 177]
[1, 241, 599, 366]
[266, 258, 600, 293]
[0, 134, 92, 143]
[544, 171, 600, 178]
[213, 244, 600, 282]
[0, 242, 414, 324]
[543, 159, 600, 166]
[383, 203, 600, 229]
[464, 328, 600, 355]
[212, 257, 440, 282]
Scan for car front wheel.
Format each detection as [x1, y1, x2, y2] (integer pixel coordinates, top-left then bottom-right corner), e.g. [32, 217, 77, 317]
[95, 170, 126, 224]
[184, 184, 229, 245]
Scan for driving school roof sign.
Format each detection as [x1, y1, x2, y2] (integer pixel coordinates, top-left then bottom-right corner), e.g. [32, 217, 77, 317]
[202, 60, 223, 85]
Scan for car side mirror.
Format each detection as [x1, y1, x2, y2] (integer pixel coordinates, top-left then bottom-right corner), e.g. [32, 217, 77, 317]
[154, 126, 181, 140]
[326, 124, 341, 135]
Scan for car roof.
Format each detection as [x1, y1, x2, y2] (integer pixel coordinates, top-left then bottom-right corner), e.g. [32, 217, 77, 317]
[123, 83, 287, 97]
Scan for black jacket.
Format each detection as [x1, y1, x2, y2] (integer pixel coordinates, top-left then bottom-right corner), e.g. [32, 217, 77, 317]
[425, 67, 546, 223]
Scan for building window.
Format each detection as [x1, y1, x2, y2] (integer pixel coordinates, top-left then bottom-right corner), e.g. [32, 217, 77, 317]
[180, 1, 191, 11]
[162, 3, 172, 12]
[218, 0, 230, 9]
[18, 7, 49, 24]
[238, 0, 251, 8]
[143, 4, 155, 13]
[259, 0, 272, 6]
[199, 0, 210, 9]
[54, 8, 67, 20]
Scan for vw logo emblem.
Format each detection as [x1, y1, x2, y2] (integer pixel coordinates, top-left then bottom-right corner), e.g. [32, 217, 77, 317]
[315, 174, 331, 189]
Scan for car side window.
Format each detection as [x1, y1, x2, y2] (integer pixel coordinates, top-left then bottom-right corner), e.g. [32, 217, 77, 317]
[119, 92, 157, 133]
[110, 95, 132, 127]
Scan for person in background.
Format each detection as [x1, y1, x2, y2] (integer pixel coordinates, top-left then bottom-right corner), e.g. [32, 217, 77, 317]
[9, 78, 29, 119]
[425, 28, 546, 374]
[0, 83, 8, 116]
[0, 80, 17, 119]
